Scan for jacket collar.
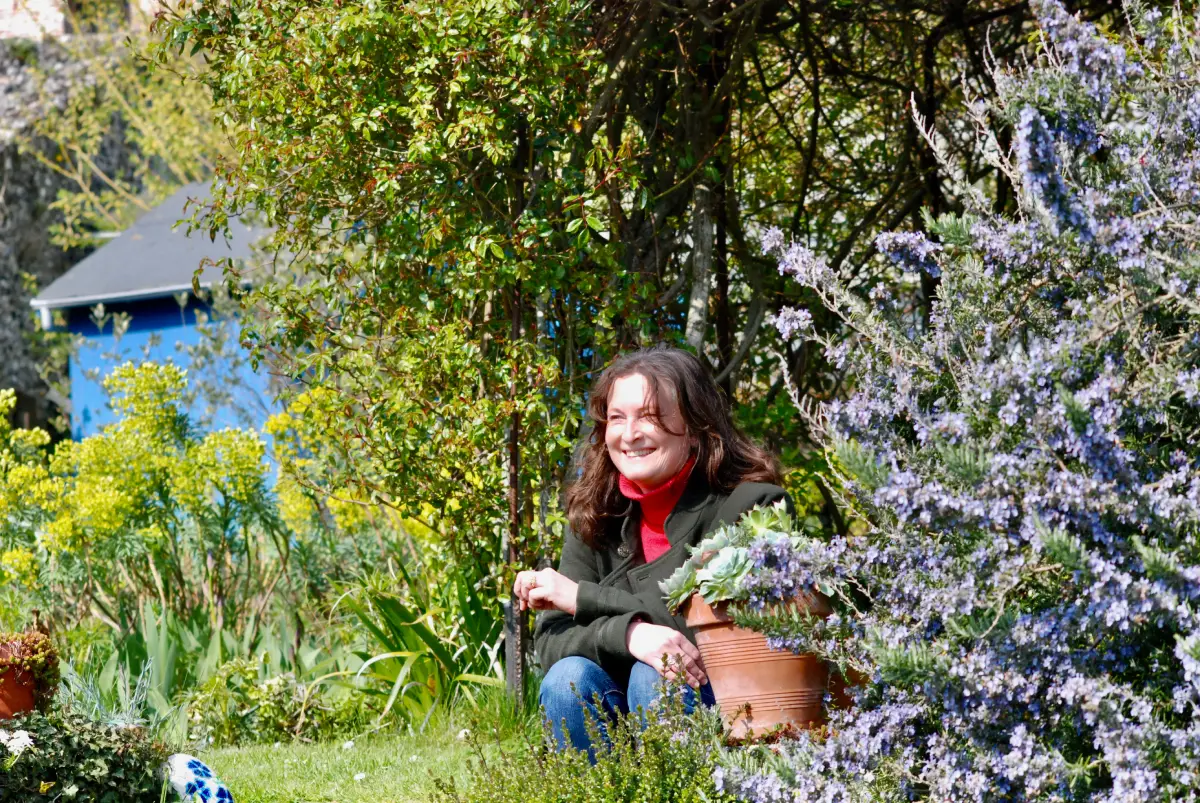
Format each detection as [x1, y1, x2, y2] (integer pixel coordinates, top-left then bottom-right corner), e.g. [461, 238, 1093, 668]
[663, 469, 713, 545]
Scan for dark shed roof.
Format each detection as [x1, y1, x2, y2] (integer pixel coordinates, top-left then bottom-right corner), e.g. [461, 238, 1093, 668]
[31, 183, 264, 314]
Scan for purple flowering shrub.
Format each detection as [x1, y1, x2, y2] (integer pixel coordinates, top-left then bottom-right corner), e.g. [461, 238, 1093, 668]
[719, 3, 1200, 801]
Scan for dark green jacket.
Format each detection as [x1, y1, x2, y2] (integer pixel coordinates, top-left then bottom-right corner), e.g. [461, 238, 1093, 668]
[534, 475, 792, 679]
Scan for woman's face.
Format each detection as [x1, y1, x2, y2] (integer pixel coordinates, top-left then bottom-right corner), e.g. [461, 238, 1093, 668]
[605, 373, 693, 490]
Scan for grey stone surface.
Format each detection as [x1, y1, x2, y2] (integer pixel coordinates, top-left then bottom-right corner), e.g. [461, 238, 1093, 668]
[0, 0, 65, 40]
[0, 37, 129, 423]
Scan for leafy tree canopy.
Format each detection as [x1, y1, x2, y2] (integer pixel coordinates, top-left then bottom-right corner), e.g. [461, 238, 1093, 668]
[151, 0, 1130, 572]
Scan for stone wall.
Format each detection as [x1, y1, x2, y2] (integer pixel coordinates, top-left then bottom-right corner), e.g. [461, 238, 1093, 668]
[1, 0, 160, 40]
[0, 0, 64, 40]
[0, 37, 130, 426]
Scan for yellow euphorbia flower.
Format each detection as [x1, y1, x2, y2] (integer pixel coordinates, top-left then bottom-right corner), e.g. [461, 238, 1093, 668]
[276, 477, 320, 532]
[70, 479, 134, 540]
[42, 513, 78, 553]
[327, 490, 373, 532]
[1, 547, 39, 588]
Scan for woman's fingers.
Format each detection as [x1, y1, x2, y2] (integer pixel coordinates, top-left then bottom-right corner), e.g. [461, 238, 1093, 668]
[664, 634, 703, 668]
[512, 570, 537, 610]
[514, 568, 561, 609]
[667, 652, 703, 687]
[680, 653, 707, 687]
[654, 652, 706, 688]
[527, 586, 555, 609]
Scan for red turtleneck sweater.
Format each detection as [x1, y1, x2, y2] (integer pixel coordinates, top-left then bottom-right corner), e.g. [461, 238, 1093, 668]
[618, 455, 697, 564]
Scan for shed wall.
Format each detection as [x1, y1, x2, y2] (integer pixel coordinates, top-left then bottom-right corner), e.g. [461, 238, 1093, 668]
[65, 297, 273, 439]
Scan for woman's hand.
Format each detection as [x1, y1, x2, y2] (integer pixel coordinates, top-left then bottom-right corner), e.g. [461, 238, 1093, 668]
[625, 620, 708, 688]
[513, 568, 579, 615]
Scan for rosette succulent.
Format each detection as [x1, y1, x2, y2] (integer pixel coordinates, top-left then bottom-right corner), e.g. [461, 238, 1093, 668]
[694, 547, 753, 604]
[660, 500, 814, 611]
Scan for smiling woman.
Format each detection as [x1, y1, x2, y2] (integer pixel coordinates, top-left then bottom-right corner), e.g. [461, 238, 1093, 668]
[512, 346, 789, 762]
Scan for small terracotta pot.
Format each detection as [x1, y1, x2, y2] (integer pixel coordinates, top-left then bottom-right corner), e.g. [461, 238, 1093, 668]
[0, 667, 36, 721]
[684, 592, 831, 738]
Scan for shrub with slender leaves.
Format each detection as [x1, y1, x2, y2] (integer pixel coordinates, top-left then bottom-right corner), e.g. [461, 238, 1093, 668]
[182, 658, 379, 746]
[345, 555, 504, 729]
[720, 3, 1200, 801]
[436, 682, 735, 803]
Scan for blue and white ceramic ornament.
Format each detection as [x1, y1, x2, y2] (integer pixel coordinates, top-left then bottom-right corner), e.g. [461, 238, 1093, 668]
[167, 754, 235, 802]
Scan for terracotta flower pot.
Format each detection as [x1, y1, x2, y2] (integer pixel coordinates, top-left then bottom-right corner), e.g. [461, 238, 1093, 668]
[0, 667, 36, 721]
[684, 592, 831, 738]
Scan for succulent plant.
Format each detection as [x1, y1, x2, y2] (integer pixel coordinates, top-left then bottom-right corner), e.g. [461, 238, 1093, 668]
[660, 499, 800, 611]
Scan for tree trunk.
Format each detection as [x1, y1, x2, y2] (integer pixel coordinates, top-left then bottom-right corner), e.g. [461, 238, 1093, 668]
[685, 181, 714, 352]
[505, 108, 530, 705]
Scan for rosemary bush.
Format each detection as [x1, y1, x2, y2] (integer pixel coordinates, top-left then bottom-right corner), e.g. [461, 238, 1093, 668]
[721, 3, 1200, 800]
[437, 684, 735, 803]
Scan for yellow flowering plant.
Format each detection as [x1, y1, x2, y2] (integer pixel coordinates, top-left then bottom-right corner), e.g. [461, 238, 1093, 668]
[0, 364, 325, 638]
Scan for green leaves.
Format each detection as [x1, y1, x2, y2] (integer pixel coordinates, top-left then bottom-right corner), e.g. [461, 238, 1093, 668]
[437, 679, 735, 803]
[661, 562, 697, 613]
[144, 0, 616, 584]
[832, 436, 890, 491]
[934, 440, 990, 487]
[347, 589, 503, 726]
[342, 551, 503, 728]
[944, 607, 1017, 641]
[923, 209, 978, 248]
[1056, 383, 1094, 436]
[1131, 536, 1184, 583]
[0, 710, 169, 802]
[1037, 518, 1090, 577]
[695, 547, 753, 604]
[869, 638, 950, 687]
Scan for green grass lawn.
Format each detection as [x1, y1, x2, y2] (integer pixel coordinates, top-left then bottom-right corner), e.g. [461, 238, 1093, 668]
[204, 691, 537, 801]
[203, 732, 477, 803]
[201, 684, 540, 802]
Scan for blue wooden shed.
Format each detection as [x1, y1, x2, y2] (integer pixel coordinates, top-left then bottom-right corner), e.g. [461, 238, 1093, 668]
[30, 183, 273, 439]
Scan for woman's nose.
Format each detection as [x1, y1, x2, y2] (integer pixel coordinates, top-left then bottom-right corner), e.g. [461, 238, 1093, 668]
[625, 416, 649, 439]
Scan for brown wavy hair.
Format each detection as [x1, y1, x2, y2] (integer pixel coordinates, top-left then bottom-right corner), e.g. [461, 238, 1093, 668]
[566, 346, 780, 549]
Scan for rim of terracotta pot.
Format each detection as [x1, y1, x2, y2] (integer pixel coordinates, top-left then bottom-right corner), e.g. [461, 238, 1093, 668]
[683, 590, 832, 628]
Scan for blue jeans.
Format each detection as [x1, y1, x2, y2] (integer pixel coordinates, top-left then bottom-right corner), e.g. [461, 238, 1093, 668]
[539, 656, 716, 763]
